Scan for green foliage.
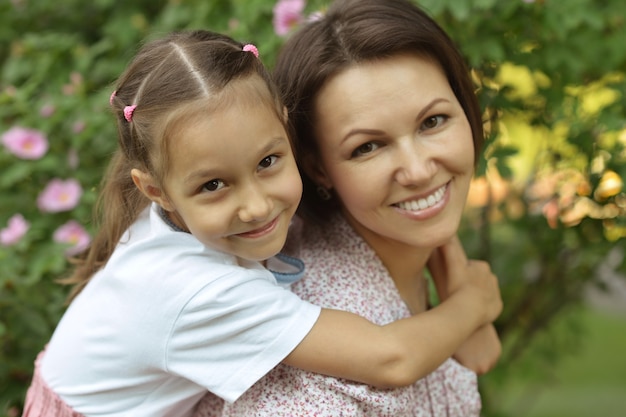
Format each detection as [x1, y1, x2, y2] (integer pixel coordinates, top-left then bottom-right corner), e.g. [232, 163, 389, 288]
[493, 309, 626, 417]
[419, 2, 626, 413]
[0, 0, 625, 415]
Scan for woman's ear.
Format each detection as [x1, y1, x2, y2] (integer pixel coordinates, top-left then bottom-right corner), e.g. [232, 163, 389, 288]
[302, 152, 332, 190]
[131, 169, 175, 211]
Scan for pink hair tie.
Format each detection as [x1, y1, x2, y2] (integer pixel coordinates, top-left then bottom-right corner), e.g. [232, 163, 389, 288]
[109, 90, 116, 106]
[242, 44, 259, 58]
[124, 105, 137, 122]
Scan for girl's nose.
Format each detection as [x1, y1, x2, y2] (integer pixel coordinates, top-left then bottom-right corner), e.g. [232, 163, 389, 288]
[238, 185, 273, 223]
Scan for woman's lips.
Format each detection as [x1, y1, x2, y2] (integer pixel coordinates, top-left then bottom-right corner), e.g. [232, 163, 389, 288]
[394, 182, 448, 212]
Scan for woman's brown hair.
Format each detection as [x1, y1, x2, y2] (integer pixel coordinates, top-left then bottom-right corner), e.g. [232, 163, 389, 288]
[273, 0, 483, 223]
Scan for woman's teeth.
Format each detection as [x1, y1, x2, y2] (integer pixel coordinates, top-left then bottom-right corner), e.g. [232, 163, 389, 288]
[395, 184, 446, 211]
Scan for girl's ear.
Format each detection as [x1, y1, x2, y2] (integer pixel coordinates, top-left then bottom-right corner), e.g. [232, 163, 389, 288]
[131, 169, 175, 211]
[302, 152, 333, 190]
[282, 106, 289, 123]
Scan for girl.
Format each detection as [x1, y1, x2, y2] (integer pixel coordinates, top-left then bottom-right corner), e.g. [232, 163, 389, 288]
[200, 0, 502, 416]
[23, 29, 500, 417]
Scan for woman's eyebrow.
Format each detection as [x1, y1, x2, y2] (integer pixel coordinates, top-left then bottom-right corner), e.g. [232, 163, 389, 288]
[414, 98, 450, 123]
[341, 97, 451, 144]
[341, 128, 385, 144]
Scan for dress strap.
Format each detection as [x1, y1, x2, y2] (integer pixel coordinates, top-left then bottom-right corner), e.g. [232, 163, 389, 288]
[268, 253, 305, 285]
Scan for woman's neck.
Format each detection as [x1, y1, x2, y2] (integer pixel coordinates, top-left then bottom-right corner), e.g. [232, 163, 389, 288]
[375, 240, 431, 314]
[343, 214, 432, 314]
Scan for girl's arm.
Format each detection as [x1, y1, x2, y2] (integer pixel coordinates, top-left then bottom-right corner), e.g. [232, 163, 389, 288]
[451, 324, 501, 374]
[282, 237, 502, 388]
[428, 235, 503, 375]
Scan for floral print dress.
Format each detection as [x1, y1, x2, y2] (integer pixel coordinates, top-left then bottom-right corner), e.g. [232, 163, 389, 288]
[194, 214, 481, 417]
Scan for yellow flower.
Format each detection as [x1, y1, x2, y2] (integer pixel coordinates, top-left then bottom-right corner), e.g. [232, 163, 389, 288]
[594, 170, 623, 200]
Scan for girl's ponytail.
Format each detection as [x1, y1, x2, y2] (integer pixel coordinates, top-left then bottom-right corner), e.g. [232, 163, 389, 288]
[61, 150, 149, 302]
[61, 30, 286, 302]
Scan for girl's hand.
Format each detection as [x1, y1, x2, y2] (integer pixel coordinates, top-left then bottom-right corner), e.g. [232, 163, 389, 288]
[427, 235, 503, 372]
[427, 235, 472, 299]
[452, 324, 501, 374]
[428, 235, 502, 324]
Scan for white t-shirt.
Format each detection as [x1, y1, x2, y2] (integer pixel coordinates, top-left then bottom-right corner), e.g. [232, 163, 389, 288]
[41, 204, 321, 417]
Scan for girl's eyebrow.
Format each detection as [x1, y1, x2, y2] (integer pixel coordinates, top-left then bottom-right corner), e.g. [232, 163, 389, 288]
[184, 168, 219, 185]
[258, 136, 288, 157]
[340, 97, 450, 144]
[183, 137, 287, 184]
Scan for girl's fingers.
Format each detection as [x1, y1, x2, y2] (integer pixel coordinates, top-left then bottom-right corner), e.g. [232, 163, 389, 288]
[426, 246, 445, 280]
[440, 234, 469, 270]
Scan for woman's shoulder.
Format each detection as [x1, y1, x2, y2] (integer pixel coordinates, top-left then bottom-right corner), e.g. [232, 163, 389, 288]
[294, 214, 369, 257]
[289, 215, 409, 322]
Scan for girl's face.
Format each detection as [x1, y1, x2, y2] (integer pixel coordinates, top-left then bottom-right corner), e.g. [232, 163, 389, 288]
[159, 79, 302, 261]
[310, 54, 475, 252]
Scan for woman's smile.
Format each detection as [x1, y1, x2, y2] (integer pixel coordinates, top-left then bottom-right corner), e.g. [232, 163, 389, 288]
[393, 182, 448, 212]
[311, 54, 475, 251]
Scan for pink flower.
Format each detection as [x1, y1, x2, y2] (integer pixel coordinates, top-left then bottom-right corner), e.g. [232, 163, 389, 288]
[0, 214, 29, 246]
[67, 148, 80, 169]
[37, 178, 83, 213]
[62, 84, 75, 95]
[63, 72, 84, 96]
[228, 18, 240, 31]
[307, 10, 324, 22]
[542, 198, 560, 229]
[273, 0, 305, 36]
[72, 120, 86, 134]
[5, 85, 17, 97]
[2, 126, 49, 159]
[40, 104, 56, 118]
[70, 72, 83, 85]
[53, 220, 90, 255]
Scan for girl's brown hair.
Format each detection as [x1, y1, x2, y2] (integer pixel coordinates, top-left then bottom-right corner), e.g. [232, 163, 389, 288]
[273, 0, 484, 223]
[63, 30, 285, 301]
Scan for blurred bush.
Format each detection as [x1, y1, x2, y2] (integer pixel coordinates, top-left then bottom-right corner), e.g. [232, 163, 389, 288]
[422, 0, 626, 412]
[1, 0, 624, 415]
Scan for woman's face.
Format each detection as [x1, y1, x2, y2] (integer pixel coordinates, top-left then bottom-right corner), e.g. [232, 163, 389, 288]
[310, 53, 475, 252]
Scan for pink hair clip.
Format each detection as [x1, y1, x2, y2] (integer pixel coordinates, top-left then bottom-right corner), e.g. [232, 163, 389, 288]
[242, 44, 259, 58]
[124, 105, 137, 122]
[109, 90, 116, 106]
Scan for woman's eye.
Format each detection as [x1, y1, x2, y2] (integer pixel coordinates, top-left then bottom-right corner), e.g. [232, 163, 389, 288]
[203, 179, 225, 192]
[351, 142, 379, 157]
[422, 115, 447, 130]
[258, 155, 278, 169]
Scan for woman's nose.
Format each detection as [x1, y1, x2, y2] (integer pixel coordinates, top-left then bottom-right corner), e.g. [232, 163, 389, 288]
[393, 140, 436, 186]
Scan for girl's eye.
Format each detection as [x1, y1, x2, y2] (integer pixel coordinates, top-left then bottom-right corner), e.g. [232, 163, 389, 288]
[351, 142, 379, 157]
[203, 179, 226, 192]
[421, 115, 447, 130]
[258, 155, 278, 170]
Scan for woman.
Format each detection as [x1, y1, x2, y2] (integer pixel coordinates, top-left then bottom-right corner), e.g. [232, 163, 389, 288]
[194, 0, 501, 415]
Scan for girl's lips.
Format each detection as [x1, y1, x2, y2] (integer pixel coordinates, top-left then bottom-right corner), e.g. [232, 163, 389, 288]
[236, 216, 279, 238]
